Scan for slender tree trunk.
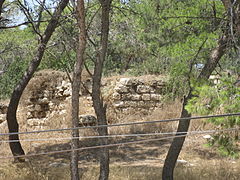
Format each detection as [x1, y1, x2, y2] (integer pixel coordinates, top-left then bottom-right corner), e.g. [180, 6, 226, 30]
[6, 0, 69, 162]
[92, 1, 112, 179]
[0, 0, 5, 17]
[162, 34, 228, 180]
[70, 0, 86, 179]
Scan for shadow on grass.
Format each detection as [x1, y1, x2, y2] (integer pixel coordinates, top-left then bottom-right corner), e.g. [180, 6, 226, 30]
[27, 136, 171, 165]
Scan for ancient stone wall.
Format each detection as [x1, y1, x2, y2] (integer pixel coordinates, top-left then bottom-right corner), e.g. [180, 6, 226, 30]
[111, 77, 166, 111]
[20, 70, 72, 129]
[0, 70, 167, 130]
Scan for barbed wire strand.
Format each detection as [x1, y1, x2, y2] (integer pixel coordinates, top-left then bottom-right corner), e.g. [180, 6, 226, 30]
[0, 112, 239, 136]
[1, 128, 239, 143]
[0, 127, 238, 160]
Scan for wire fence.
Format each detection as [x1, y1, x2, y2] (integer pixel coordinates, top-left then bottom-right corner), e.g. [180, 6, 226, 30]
[0, 112, 239, 160]
[0, 127, 239, 143]
[0, 112, 239, 136]
[0, 127, 238, 160]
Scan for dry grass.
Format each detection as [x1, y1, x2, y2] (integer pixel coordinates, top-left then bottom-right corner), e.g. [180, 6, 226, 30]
[108, 99, 181, 135]
[1, 157, 240, 180]
[174, 159, 240, 180]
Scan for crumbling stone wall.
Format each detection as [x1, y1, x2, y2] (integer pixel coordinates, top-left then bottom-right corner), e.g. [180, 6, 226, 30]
[23, 70, 93, 129]
[0, 70, 167, 130]
[103, 76, 168, 124]
[21, 70, 72, 129]
[112, 77, 166, 110]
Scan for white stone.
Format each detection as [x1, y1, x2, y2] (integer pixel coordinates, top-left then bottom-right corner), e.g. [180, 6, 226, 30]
[203, 134, 213, 139]
[142, 94, 151, 101]
[61, 80, 69, 87]
[27, 112, 33, 119]
[27, 118, 47, 126]
[209, 75, 220, 84]
[43, 90, 50, 98]
[34, 104, 42, 111]
[27, 104, 35, 109]
[59, 109, 67, 115]
[131, 94, 141, 101]
[151, 94, 162, 101]
[56, 86, 61, 91]
[86, 96, 92, 101]
[114, 101, 125, 108]
[119, 78, 131, 85]
[136, 85, 152, 93]
[114, 84, 129, 93]
[177, 159, 188, 164]
[63, 89, 71, 96]
[125, 101, 137, 107]
[48, 102, 55, 109]
[112, 92, 121, 100]
[38, 97, 48, 104]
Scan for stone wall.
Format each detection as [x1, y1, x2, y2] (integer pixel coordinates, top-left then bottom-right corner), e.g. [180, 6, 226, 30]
[20, 70, 72, 129]
[26, 80, 72, 127]
[111, 77, 166, 111]
[0, 70, 167, 130]
[24, 74, 167, 129]
[22, 70, 93, 129]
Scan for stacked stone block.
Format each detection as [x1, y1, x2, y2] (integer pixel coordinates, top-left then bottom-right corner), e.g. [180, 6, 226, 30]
[25, 76, 72, 128]
[112, 77, 166, 111]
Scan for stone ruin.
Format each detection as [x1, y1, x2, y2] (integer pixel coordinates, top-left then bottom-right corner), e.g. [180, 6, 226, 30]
[112, 77, 165, 109]
[0, 70, 168, 130]
[21, 70, 72, 129]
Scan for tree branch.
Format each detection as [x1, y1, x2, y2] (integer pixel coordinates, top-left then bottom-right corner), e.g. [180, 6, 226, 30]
[0, 0, 5, 17]
[17, 0, 42, 38]
[0, 20, 48, 29]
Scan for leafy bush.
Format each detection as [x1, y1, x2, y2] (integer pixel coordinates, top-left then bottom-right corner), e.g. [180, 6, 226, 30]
[186, 76, 240, 157]
[0, 58, 28, 99]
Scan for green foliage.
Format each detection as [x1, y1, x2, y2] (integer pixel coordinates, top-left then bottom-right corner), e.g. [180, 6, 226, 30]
[186, 76, 240, 157]
[106, 0, 226, 101]
[0, 58, 28, 99]
[39, 6, 78, 72]
[0, 0, 237, 102]
[0, 27, 35, 99]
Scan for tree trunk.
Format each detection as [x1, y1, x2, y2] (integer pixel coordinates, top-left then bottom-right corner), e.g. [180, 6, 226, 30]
[0, 0, 5, 17]
[6, 0, 69, 162]
[70, 0, 86, 180]
[162, 34, 228, 180]
[92, 1, 112, 180]
[198, 35, 228, 80]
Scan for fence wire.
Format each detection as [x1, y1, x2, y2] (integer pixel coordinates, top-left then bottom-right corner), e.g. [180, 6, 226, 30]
[0, 112, 239, 136]
[0, 127, 238, 160]
[1, 128, 239, 143]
